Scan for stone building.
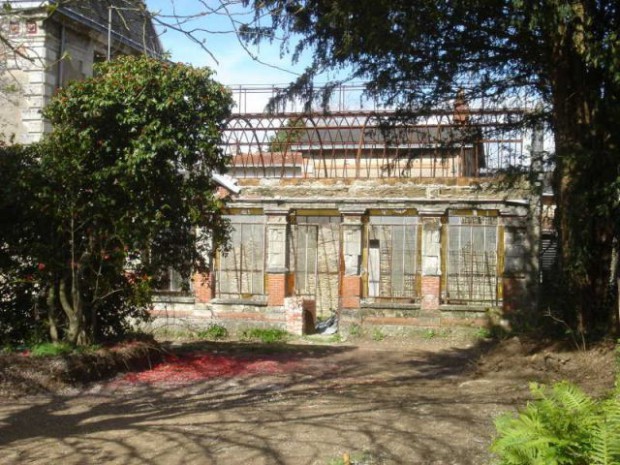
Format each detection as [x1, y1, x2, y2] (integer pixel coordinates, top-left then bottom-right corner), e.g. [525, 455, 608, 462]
[155, 105, 543, 336]
[0, 0, 162, 144]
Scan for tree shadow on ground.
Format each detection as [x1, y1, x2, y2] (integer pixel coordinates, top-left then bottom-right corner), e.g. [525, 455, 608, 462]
[0, 338, 549, 465]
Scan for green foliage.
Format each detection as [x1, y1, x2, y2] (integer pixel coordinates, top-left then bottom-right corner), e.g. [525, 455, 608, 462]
[268, 118, 305, 152]
[0, 145, 43, 346]
[491, 381, 620, 465]
[196, 324, 229, 341]
[371, 328, 385, 342]
[0, 56, 232, 345]
[347, 324, 362, 338]
[30, 342, 74, 357]
[241, 328, 289, 344]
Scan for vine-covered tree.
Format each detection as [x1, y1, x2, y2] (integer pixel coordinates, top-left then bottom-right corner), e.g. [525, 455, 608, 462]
[236, 0, 620, 335]
[1, 56, 232, 345]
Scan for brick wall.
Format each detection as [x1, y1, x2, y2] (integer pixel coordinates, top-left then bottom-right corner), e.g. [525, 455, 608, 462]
[193, 272, 213, 303]
[420, 276, 441, 310]
[267, 273, 287, 306]
[341, 275, 361, 308]
[284, 296, 316, 335]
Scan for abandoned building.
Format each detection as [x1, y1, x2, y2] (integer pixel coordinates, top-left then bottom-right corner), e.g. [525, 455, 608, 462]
[153, 89, 545, 336]
[0, 0, 162, 144]
[0, 3, 546, 336]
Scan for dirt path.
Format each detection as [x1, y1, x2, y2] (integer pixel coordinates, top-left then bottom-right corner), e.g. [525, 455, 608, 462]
[0, 338, 615, 465]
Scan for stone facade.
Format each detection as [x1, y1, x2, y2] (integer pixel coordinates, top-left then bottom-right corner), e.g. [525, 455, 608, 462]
[157, 174, 539, 335]
[0, 0, 162, 144]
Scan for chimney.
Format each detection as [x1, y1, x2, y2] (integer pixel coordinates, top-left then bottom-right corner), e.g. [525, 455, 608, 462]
[453, 89, 470, 125]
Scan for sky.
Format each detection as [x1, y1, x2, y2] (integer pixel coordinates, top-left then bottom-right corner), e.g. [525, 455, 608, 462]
[144, 1, 360, 112]
[145, 2, 304, 89]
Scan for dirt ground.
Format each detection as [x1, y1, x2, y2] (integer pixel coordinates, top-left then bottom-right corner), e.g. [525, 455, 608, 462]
[0, 336, 616, 465]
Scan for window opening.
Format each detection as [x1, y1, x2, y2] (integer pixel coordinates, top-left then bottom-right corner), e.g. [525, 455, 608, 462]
[216, 215, 266, 299]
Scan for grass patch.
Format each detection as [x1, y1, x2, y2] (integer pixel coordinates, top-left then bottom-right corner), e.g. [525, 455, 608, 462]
[240, 328, 289, 344]
[348, 324, 362, 338]
[196, 324, 228, 341]
[30, 342, 75, 357]
[30, 342, 102, 357]
[371, 328, 386, 341]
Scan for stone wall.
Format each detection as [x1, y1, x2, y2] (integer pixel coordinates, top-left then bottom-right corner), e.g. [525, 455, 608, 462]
[153, 177, 538, 334]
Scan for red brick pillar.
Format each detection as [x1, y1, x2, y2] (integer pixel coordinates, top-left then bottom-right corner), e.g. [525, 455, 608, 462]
[342, 275, 362, 308]
[267, 273, 287, 306]
[421, 276, 441, 310]
[285, 297, 317, 335]
[193, 271, 214, 303]
[266, 210, 289, 306]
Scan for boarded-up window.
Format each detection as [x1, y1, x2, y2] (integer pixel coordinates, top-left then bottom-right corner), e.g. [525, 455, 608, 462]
[446, 216, 498, 304]
[292, 216, 340, 315]
[217, 215, 266, 299]
[367, 216, 419, 302]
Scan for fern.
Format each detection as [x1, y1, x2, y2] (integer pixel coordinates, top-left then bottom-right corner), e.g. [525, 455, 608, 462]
[491, 379, 620, 465]
[590, 395, 620, 465]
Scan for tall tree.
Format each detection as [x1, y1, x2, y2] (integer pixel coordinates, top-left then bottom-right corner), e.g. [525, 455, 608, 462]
[235, 0, 620, 335]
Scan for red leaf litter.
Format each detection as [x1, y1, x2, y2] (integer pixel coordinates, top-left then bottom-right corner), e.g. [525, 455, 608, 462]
[119, 352, 300, 385]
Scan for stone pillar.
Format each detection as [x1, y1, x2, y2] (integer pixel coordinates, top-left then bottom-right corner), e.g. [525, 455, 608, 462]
[341, 211, 364, 309]
[265, 210, 289, 306]
[421, 219, 442, 310]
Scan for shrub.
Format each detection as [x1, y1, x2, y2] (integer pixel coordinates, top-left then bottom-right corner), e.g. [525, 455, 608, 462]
[491, 380, 620, 465]
[196, 324, 228, 341]
[372, 328, 385, 341]
[240, 328, 289, 344]
[30, 342, 75, 357]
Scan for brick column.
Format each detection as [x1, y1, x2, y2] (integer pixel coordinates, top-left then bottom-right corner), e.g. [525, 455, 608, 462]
[265, 210, 289, 306]
[285, 296, 316, 335]
[193, 271, 214, 303]
[341, 211, 364, 309]
[421, 219, 441, 310]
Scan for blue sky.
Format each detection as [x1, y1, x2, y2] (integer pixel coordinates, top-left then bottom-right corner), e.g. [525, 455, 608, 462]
[145, 0, 307, 86]
[142, 2, 367, 112]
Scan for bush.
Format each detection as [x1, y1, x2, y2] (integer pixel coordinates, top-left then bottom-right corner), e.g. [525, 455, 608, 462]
[30, 342, 75, 357]
[196, 324, 228, 341]
[240, 328, 289, 344]
[491, 380, 620, 465]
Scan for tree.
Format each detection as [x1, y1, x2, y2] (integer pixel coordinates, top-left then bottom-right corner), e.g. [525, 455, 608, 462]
[1, 56, 232, 345]
[0, 144, 43, 345]
[234, 0, 620, 335]
[268, 117, 306, 152]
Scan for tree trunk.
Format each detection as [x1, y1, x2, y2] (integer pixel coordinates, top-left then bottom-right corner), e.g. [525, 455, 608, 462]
[549, 3, 617, 335]
[59, 278, 87, 345]
[45, 284, 59, 343]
